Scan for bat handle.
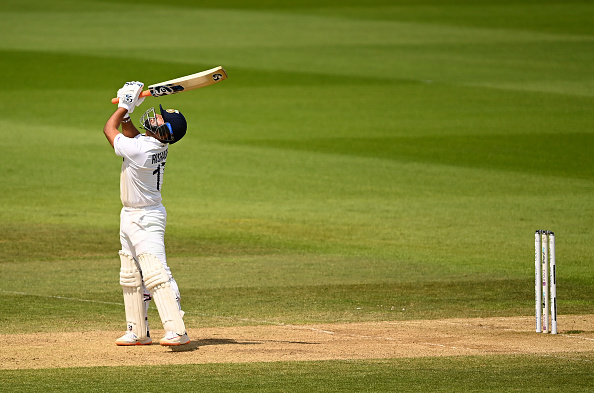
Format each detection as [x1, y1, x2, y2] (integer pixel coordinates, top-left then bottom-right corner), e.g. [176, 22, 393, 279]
[111, 90, 152, 104]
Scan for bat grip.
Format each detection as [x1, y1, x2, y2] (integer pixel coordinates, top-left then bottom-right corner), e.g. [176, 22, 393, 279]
[111, 90, 152, 104]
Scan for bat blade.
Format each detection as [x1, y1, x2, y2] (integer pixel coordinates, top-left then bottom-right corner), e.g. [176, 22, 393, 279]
[111, 66, 227, 104]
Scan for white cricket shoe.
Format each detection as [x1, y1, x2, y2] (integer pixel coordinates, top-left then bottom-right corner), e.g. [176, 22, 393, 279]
[115, 331, 152, 346]
[159, 331, 190, 346]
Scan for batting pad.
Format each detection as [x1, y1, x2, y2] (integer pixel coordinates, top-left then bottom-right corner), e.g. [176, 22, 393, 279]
[137, 253, 186, 335]
[119, 251, 149, 339]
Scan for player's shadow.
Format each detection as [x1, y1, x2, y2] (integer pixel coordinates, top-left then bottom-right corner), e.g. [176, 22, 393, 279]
[167, 338, 259, 353]
[166, 338, 317, 353]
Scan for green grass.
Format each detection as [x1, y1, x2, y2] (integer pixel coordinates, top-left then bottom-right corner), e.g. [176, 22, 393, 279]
[1, 0, 593, 391]
[2, 355, 594, 393]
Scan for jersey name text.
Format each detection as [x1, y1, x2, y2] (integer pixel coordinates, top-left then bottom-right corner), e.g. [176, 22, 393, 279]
[151, 149, 168, 164]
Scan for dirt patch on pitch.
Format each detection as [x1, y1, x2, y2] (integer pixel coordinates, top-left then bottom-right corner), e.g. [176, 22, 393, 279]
[1, 314, 593, 370]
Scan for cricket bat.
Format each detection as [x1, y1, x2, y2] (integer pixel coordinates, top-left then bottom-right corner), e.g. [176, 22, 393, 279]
[111, 66, 227, 104]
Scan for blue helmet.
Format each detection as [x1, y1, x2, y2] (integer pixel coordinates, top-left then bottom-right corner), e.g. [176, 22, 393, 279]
[140, 105, 187, 144]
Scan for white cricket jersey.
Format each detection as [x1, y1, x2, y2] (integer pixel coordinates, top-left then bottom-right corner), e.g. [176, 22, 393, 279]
[114, 133, 169, 208]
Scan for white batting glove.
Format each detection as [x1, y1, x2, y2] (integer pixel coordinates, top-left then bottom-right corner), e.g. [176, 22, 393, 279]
[132, 80, 146, 108]
[117, 81, 144, 113]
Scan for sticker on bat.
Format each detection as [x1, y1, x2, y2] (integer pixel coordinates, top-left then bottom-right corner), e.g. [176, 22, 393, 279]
[212, 73, 224, 82]
[149, 84, 185, 97]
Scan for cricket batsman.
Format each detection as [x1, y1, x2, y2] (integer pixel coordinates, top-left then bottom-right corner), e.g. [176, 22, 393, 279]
[103, 81, 190, 346]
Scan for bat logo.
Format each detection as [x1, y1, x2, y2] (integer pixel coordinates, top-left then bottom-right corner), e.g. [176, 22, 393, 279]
[150, 84, 185, 97]
[212, 73, 224, 82]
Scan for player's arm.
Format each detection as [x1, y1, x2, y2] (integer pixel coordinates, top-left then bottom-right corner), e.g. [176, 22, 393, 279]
[121, 114, 140, 139]
[103, 107, 128, 148]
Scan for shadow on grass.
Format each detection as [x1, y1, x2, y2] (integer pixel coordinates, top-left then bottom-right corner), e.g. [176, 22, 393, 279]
[168, 337, 318, 353]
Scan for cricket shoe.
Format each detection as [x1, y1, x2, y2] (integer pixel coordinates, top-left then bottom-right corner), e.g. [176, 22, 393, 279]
[159, 331, 190, 346]
[115, 331, 152, 346]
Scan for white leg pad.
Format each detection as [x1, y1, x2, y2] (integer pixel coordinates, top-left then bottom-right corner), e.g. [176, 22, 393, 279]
[137, 253, 186, 335]
[119, 251, 149, 339]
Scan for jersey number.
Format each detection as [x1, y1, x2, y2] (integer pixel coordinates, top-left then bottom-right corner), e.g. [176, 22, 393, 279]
[152, 162, 166, 190]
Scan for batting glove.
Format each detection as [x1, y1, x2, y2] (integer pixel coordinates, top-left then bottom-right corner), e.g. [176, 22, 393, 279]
[117, 81, 144, 113]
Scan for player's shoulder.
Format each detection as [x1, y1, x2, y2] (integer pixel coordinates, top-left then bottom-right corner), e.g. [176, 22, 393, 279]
[115, 134, 166, 152]
[115, 133, 142, 149]
[128, 134, 163, 148]
[115, 134, 152, 157]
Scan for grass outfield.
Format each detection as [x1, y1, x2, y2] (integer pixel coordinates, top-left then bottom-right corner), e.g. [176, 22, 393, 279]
[2, 356, 594, 393]
[1, 0, 593, 391]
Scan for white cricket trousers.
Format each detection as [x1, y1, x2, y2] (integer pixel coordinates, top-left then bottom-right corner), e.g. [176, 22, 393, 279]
[119, 204, 181, 302]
